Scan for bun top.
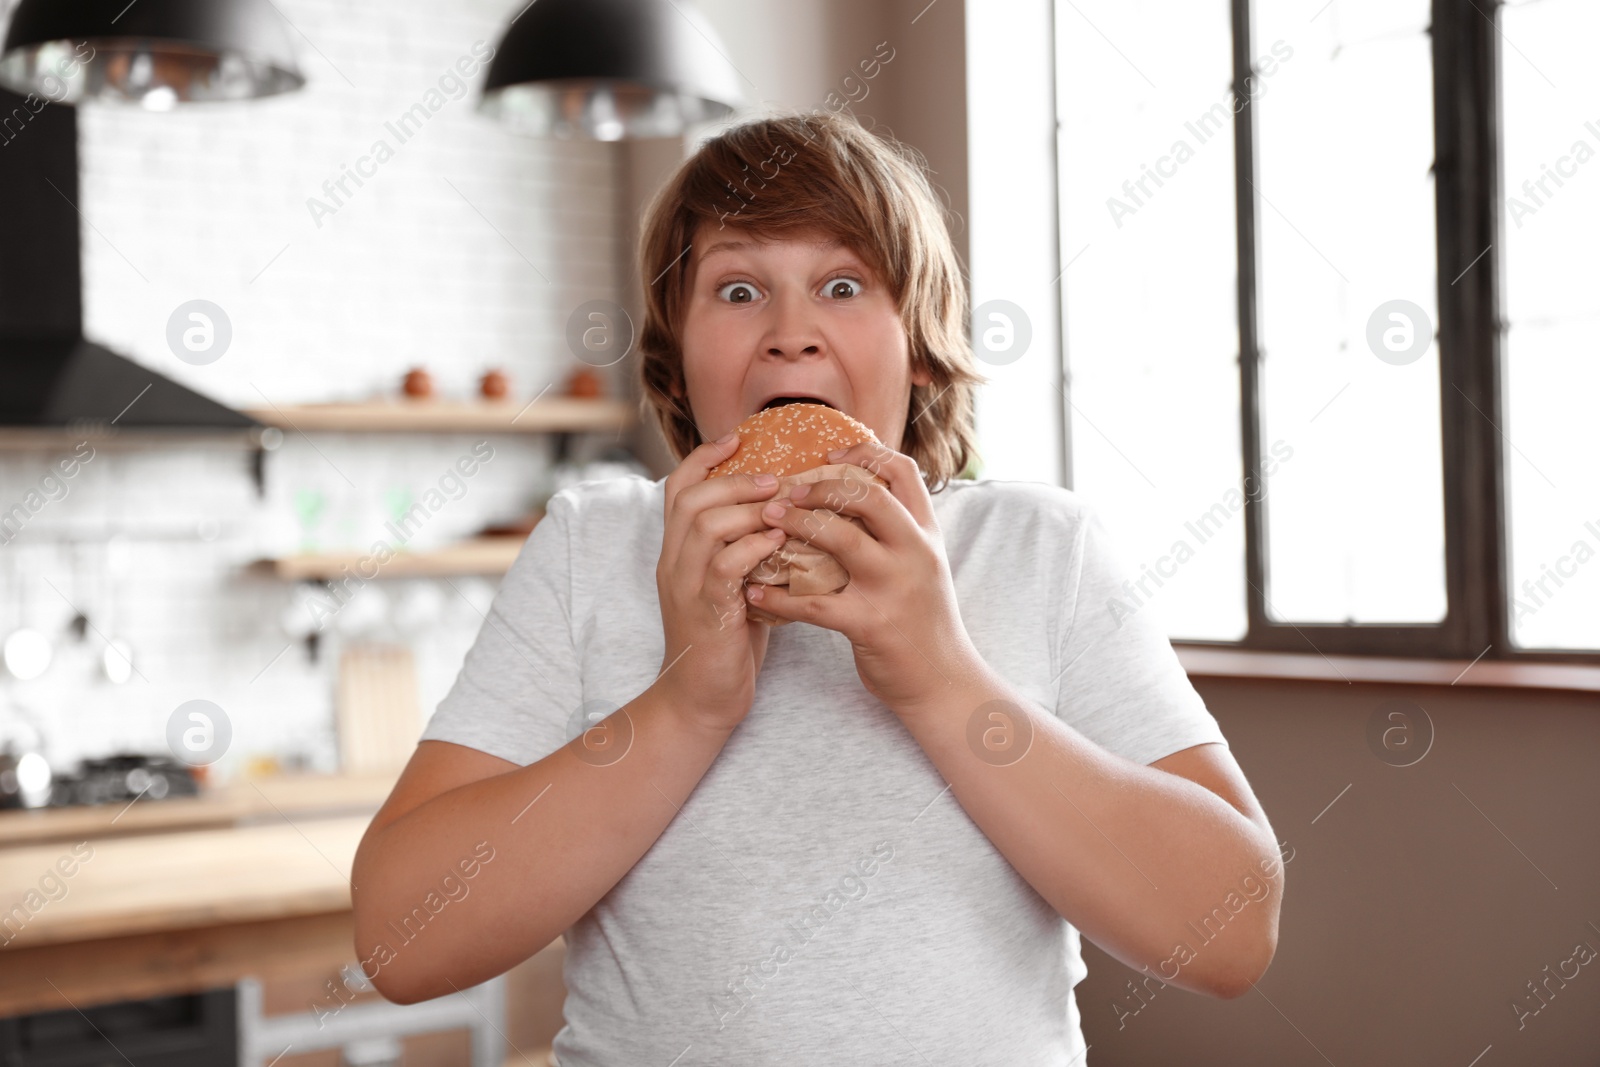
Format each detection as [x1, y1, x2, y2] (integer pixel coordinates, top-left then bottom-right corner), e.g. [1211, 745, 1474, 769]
[708, 403, 880, 479]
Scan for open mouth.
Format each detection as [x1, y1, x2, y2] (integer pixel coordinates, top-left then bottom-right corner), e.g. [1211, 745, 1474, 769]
[761, 396, 834, 411]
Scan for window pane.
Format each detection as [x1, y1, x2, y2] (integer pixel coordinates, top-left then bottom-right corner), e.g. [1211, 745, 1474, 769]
[1056, 0, 1245, 641]
[1500, 0, 1600, 651]
[1253, 0, 1446, 623]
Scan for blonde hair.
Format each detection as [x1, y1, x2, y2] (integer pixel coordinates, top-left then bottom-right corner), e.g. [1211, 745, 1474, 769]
[635, 110, 986, 493]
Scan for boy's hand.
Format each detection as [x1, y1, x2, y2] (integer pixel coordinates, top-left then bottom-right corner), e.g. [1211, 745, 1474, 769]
[656, 432, 788, 733]
[745, 441, 989, 717]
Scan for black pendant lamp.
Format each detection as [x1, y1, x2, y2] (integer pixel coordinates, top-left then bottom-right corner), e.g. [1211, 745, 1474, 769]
[479, 0, 742, 140]
[0, 0, 304, 109]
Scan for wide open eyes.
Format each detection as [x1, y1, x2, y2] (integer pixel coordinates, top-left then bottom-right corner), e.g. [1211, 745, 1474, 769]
[714, 274, 863, 304]
[717, 281, 761, 304]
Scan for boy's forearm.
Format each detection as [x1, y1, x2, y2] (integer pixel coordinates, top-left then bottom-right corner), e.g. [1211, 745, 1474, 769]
[893, 665, 1281, 999]
[351, 682, 737, 1004]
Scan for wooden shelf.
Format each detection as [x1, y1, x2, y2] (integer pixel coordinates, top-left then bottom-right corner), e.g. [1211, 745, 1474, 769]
[242, 397, 634, 434]
[268, 535, 526, 581]
[0, 427, 267, 450]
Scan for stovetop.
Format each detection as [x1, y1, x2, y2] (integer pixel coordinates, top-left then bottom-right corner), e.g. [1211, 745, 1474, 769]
[47, 753, 200, 808]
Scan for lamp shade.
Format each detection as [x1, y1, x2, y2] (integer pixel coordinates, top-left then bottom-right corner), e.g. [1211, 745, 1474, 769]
[0, 0, 304, 108]
[479, 0, 742, 140]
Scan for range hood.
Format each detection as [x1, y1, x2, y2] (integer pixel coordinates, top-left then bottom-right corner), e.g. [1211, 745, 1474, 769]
[0, 336, 256, 430]
[0, 85, 259, 434]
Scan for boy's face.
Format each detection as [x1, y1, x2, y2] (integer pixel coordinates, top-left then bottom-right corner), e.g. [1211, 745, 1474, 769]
[675, 221, 931, 453]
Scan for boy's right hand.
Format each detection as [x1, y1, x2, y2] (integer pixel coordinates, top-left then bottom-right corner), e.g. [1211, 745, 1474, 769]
[654, 432, 787, 733]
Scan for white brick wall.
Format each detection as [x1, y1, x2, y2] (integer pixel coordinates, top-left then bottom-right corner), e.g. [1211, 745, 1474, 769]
[0, 434, 564, 781]
[0, 0, 634, 783]
[76, 0, 624, 406]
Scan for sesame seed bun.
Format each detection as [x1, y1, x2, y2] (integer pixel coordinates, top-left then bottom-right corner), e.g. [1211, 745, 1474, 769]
[707, 402, 880, 479]
[705, 403, 885, 627]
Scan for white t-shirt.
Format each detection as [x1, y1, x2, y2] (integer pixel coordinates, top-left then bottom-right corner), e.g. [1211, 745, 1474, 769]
[419, 472, 1228, 1066]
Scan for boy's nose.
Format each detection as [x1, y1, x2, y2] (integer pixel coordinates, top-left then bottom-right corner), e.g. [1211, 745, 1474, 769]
[767, 339, 821, 358]
[763, 292, 825, 359]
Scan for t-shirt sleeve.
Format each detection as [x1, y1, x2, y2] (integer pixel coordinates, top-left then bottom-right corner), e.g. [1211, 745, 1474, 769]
[417, 488, 584, 767]
[1051, 500, 1228, 765]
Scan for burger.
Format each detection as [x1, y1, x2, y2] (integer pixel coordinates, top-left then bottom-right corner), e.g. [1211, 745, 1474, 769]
[708, 399, 886, 626]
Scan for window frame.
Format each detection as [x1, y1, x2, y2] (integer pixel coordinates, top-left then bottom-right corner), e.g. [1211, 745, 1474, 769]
[1064, 0, 1599, 665]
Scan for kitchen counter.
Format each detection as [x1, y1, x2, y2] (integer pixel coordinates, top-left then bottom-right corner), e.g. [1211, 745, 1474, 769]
[0, 770, 398, 847]
[0, 815, 367, 949]
[0, 770, 559, 1067]
[0, 780, 565, 1065]
[0, 774, 393, 1018]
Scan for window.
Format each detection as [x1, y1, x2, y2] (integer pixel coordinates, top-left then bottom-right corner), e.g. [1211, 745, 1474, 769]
[1498, 0, 1600, 653]
[1055, 0, 1246, 641]
[1054, 0, 1597, 661]
[1253, 0, 1445, 625]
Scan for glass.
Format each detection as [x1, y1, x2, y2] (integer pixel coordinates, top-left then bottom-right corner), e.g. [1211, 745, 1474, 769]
[1056, 0, 1246, 640]
[1253, 0, 1446, 624]
[1500, 0, 1600, 651]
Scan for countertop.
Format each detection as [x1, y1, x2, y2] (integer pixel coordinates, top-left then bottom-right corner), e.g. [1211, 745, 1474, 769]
[0, 771, 397, 847]
[0, 814, 369, 949]
[0, 772, 397, 949]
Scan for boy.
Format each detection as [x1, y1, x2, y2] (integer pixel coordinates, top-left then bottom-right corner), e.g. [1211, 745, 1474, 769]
[354, 111, 1281, 1065]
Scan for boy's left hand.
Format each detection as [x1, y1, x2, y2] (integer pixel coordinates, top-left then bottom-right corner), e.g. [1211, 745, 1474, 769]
[747, 441, 989, 716]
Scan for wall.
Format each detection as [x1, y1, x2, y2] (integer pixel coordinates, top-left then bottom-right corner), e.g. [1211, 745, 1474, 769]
[689, 0, 967, 235]
[0, 0, 629, 779]
[1074, 675, 1600, 1066]
[76, 0, 624, 409]
[0, 433, 557, 777]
